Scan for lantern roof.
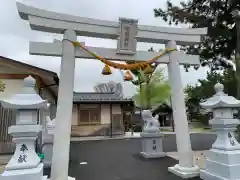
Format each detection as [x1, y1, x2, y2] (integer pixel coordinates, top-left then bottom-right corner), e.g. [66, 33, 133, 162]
[1, 76, 48, 109]
[200, 83, 240, 109]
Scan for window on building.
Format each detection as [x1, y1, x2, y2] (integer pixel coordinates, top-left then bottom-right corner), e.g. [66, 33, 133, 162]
[79, 110, 89, 123]
[79, 109, 100, 124]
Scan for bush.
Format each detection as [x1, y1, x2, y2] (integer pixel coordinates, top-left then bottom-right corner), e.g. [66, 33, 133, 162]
[236, 125, 240, 142]
[134, 125, 142, 132]
[190, 113, 210, 126]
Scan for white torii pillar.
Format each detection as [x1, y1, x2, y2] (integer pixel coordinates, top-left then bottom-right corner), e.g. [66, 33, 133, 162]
[50, 29, 76, 180]
[166, 41, 199, 178]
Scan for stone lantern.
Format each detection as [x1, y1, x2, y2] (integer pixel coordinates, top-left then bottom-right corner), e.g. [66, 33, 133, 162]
[200, 83, 240, 180]
[0, 76, 48, 180]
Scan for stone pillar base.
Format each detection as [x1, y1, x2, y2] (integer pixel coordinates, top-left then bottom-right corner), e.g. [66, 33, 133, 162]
[168, 164, 200, 179]
[140, 132, 165, 159]
[43, 162, 51, 168]
[47, 176, 75, 180]
[200, 169, 226, 180]
[1, 163, 47, 180]
[42, 143, 53, 168]
[42, 123, 54, 168]
[200, 149, 240, 180]
[66, 177, 75, 180]
[140, 152, 166, 158]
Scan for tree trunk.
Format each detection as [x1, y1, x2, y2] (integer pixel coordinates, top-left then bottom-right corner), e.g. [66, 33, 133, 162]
[234, 16, 240, 142]
[236, 18, 240, 99]
[146, 75, 151, 110]
[139, 82, 143, 108]
[139, 78, 144, 128]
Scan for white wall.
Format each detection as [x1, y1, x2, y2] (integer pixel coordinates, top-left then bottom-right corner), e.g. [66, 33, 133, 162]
[72, 104, 78, 125]
[0, 79, 24, 99]
[112, 104, 121, 114]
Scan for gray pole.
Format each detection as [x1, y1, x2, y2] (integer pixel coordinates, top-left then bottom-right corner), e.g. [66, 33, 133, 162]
[234, 12, 240, 99]
[233, 10, 240, 141]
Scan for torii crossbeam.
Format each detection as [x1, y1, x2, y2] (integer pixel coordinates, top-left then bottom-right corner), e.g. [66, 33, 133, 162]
[30, 40, 200, 65]
[16, 2, 207, 180]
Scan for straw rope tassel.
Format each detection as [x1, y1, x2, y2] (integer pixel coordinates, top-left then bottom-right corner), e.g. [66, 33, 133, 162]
[71, 41, 177, 70]
[124, 71, 133, 81]
[102, 64, 112, 75]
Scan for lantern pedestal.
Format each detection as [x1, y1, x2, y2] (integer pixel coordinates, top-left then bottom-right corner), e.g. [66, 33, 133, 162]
[4, 125, 42, 171]
[1, 164, 46, 180]
[140, 132, 166, 158]
[200, 119, 240, 180]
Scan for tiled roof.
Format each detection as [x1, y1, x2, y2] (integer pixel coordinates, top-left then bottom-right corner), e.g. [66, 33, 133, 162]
[73, 92, 132, 102]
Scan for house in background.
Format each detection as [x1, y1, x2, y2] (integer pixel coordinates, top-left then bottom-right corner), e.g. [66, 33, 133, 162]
[0, 56, 59, 154]
[0, 56, 134, 152]
[0, 56, 59, 117]
[71, 82, 134, 137]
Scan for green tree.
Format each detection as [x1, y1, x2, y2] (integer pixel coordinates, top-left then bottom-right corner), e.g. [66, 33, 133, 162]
[129, 47, 158, 86]
[0, 81, 5, 92]
[128, 48, 163, 109]
[185, 69, 236, 125]
[154, 0, 240, 95]
[132, 68, 170, 109]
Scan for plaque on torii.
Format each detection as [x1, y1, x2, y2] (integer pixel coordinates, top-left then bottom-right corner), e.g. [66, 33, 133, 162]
[117, 18, 138, 55]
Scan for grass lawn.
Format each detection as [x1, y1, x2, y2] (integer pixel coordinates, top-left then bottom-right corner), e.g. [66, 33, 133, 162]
[158, 120, 213, 133]
[189, 121, 213, 132]
[160, 128, 173, 132]
[190, 127, 213, 132]
[160, 127, 213, 133]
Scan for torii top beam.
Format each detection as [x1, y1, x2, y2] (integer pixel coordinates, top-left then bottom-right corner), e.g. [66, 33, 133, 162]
[16, 2, 207, 46]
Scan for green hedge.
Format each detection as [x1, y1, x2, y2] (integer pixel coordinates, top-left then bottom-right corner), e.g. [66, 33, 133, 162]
[190, 113, 210, 126]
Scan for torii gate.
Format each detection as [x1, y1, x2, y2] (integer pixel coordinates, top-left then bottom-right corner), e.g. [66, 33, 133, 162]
[16, 2, 207, 180]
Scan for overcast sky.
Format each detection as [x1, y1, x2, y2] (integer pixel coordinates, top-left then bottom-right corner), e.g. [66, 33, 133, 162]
[0, 0, 208, 97]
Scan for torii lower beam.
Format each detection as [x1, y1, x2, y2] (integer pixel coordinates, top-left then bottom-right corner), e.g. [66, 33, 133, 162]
[29, 41, 200, 65]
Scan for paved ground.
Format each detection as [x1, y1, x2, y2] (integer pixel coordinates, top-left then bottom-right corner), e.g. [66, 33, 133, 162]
[65, 133, 216, 180]
[71, 131, 216, 142]
[0, 133, 216, 179]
